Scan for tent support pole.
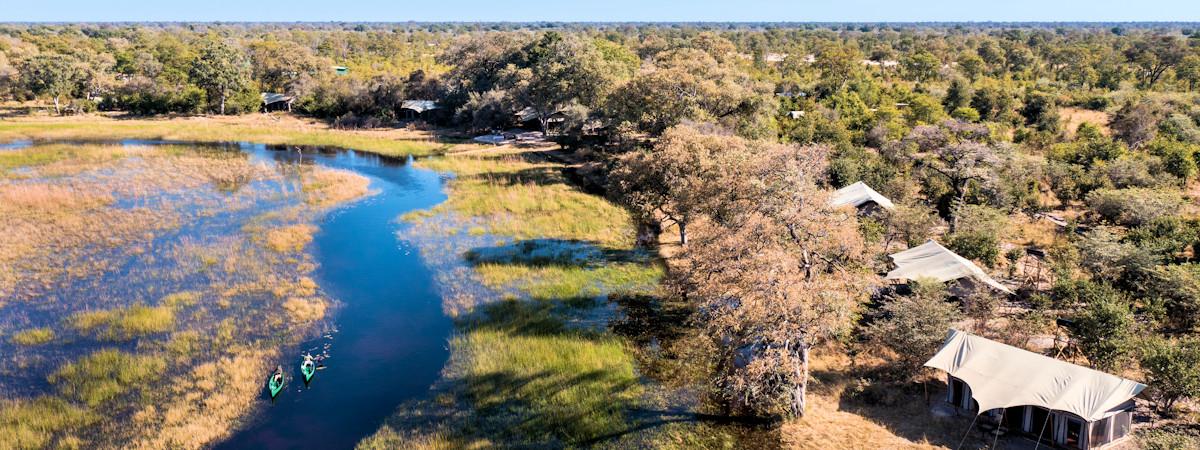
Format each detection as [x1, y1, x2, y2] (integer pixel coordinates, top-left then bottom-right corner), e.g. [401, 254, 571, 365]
[991, 409, 1005, 450]
[1033, 411, 1050, 450]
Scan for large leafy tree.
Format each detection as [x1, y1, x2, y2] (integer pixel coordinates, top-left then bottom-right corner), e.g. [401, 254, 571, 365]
[19, 53, 84, 114]
[190, 38, 251, 115]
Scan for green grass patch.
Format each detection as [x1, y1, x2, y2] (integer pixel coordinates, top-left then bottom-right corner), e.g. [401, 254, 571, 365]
[475, 262, 662, 301]
[0, 396, 97, 450]
[160, 291, 201, 308]
[69, 304, 176, 340]
[10, 327, 55, 346]
[0, 120, 452, 158]
[455, 299, 641, 445]
[48, 349, 167, 407]
[413, 154, 635, 248]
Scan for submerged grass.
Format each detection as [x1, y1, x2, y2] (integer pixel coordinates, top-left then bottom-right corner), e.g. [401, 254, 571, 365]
[48, 349, 168, 407]
[69, 304, 176, 340]
[9, 327, 56, 346]
[0, 396, 97, 450]
[475, 262, 662, 301]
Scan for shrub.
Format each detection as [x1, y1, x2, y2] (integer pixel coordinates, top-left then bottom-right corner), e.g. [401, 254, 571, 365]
[950, 106, 981, 122]
[946, 204, 1007, 267]
[865, 279, 961, 379]
[1139, 428, 1199, 450]
[1148, 264, 1200, 331]
[1070, 296, 1136, 372]
[1085, 188, 1183, 227]
[1139, 337, 1200, 416]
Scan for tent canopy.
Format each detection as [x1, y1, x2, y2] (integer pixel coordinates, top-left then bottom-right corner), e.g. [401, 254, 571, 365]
[829, 181, 895, 210]
[925, 329, 1145, 422]
[886, 240, 1012, 294]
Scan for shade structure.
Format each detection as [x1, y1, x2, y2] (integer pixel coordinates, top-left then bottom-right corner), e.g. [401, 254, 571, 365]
[886, 240, 1013, 294]
[829, 181, 895, 210]
[925, 329, 1146, 422]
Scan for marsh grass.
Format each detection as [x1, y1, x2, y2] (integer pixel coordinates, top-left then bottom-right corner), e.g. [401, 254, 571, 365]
[263, 224, 317, 253]
[368, 147, 666, 447]
[0, 116, 459, 158]
[0, 396, 97, 450]
[69, 304, 176, 340]
[9, 327, 55, 346]
[0, 139, 372, 448]
[48, 349, 168, 407]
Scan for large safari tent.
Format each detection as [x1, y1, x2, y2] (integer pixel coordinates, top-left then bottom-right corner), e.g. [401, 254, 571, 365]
[926, 330, 1145, 449]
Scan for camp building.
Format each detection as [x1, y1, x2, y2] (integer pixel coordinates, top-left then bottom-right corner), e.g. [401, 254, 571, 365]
[926, 329, 1144, 449]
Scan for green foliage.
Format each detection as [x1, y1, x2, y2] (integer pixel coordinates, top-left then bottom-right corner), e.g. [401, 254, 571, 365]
[1139, 337, 1200, 415]
[48, 349, 167, 407]
[1147, 264, 1200, 331]
[950, 106, 981, 122]
[866, 279, 960, 379]
[1085, 187, 1183, 227]
[1070, 295, 1136, 373]
[945, 204, 1007, 267]
[189, 38, 252, 114]
[1146, 138, 1200, 183]
[1139, 428, 1200, 450]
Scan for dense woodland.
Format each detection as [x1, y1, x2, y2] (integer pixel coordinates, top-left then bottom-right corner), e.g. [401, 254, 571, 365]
[4, 22, 1200, 444]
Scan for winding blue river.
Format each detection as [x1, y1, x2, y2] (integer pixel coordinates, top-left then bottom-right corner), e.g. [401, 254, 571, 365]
[214, 144, 452, 449]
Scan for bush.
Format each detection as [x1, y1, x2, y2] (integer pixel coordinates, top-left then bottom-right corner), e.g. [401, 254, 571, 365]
[865, 279, 961, 379]
[950, 106, 980, 122]
[1139, 337, 1200, 415]
[1148, 264, 1200, 331]
[1139, 428, 1199, 450]
[1071, 296, 1136, 372]
[1086, 188, 1183, 227]
[946, 204, 1007, 267]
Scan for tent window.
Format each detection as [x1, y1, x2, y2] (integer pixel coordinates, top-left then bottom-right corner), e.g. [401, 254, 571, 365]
[1112, 411, 1132, 441]
[1090, 416, 1109, 447]
[1029, 407, 1055, 443]
[1065, 417, 1084, 449]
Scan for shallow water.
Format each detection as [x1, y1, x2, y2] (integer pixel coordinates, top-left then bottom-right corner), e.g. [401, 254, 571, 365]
[218, 144, 453, 449]
[2, 140, 453, 449]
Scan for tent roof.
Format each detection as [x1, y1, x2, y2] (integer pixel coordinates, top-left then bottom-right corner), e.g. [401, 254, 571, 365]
[400, 100, 440, 113]
[829, 181, 895, 210]
[886, 240, 1012, 294]
[260, 93, 294, 105]
[925, 329, 1146, 422]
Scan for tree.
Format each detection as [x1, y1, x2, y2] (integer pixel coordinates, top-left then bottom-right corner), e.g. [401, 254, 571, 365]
[942, 78, 971, 112]
[190, 38, 251, 115]
[1110, 99, 1162, 149]
[1148, 264, 1200, 332]
[19, 53, 83, 114]
[883, 205, 943, 248]
[1124, 36, 1188, 89]
[608, 124, 738, 245]
[503, 32, 616, 135]
[866, 279, 960, 379]
[1071, 295, 1136, 373]
[902, 51, 940, 83]
[1139, 337, 1200, 415]
[944, 204, 1007, 266]
[676, 137, 874, 417]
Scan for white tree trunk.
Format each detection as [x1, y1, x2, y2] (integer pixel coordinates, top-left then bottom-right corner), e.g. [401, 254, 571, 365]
[53, 95, 61, 115]
[219, 92, 227, 115]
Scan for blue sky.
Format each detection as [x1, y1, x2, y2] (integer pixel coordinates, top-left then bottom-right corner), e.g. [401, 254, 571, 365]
[2, 0, 1199, 22]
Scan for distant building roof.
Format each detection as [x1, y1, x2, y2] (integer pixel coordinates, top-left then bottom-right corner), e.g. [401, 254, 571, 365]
[887, 240, 1013, 294]
[829, 181, 895, 210]
[400, 100, 440, 113]
[260, 93, 294, 105]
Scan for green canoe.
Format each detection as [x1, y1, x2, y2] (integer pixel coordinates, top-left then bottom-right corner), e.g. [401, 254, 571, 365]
[300, 355, 316, 383]
[268, 365, 285, 398]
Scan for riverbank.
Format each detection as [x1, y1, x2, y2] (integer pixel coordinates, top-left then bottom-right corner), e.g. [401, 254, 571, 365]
[357, 144, 773, 449]
[0, 113, 464, 158]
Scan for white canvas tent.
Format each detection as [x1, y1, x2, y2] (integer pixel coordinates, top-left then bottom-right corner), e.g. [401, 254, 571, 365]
[886, 240, 1012, 294]
[925, 329, 1146, 422]
[829, 181, 895, 210]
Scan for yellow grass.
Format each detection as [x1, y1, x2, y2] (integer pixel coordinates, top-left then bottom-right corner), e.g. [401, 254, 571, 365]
[263, 224, 317, 253]
[1060, 107, 1111, 137]
[10, 327, 56, 346]
[283, 297, 328, 323]
[129, 349, 272, 450]
[0, 114, 465, 158]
